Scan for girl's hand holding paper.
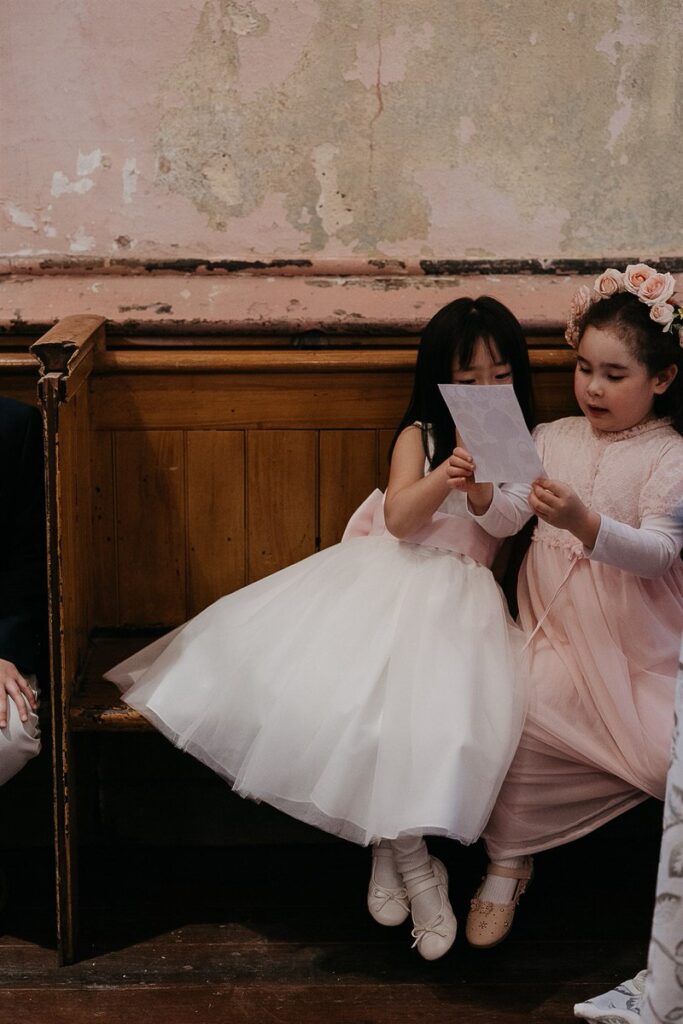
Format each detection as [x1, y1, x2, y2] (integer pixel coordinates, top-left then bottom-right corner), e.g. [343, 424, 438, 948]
[446, 446, 476, 490]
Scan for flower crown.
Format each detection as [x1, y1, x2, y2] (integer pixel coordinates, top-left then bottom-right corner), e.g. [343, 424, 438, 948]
[565, 263, 683, 348]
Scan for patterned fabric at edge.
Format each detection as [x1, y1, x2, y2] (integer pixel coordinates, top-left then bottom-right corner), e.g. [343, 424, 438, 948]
[641, 647, 683, 1024]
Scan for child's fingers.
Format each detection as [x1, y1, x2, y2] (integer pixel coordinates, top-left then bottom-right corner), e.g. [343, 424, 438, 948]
[449, 468, 472, 484]
[529, 492, 553, 519]
[452, 446, 473, 461]
[533, 477, 559, 494]
[532, 482, 560, 507]
[449, 451, 475, 470]
[534, 478, 570, 501]
[534, 505, 553, 520]
[0, 689, 6, 729]
[448, 454, 475, 473]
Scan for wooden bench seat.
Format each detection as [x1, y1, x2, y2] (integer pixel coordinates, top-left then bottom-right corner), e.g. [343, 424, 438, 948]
[70, 635, 158, 731]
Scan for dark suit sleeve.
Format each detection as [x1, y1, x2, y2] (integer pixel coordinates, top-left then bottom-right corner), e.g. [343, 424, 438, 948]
[0, 404, 47, 676]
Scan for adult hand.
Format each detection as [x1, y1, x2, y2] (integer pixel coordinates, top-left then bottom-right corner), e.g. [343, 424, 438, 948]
[0, 659, 38, 729]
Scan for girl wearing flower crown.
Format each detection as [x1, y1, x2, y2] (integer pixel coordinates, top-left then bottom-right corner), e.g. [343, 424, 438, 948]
[106, 296, 534, 961]
[454, 264, 683, 949]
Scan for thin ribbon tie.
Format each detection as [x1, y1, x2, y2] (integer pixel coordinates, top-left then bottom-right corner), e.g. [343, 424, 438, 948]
[411, 915, 448, 948]
[522, 553, 580, 653]
[371, 884, 408, 912]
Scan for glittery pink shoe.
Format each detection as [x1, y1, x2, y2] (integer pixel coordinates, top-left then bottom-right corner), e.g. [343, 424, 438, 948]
[465, 859, 533, 948]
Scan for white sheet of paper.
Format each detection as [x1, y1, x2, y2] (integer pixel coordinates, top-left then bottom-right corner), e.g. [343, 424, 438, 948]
[438, 383, 545, 484]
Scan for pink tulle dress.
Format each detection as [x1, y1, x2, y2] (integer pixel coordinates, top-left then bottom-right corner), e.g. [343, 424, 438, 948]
[479, 416, 683, 860]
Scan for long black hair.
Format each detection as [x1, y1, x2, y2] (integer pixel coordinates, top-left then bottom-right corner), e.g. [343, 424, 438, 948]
[390, 296, 535, 469]
[579, 292, 683, 436]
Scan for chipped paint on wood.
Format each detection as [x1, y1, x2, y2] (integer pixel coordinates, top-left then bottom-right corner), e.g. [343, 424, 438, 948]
[8, 270, 683, 334]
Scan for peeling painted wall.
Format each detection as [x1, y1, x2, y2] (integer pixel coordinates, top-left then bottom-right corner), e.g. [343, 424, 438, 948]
[2, 0, 682, 263]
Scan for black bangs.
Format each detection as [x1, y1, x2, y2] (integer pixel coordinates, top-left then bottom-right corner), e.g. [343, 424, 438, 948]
[455, 331, 506, 371]
[388, 296, 535, 471]
[453, 320, 507, 372]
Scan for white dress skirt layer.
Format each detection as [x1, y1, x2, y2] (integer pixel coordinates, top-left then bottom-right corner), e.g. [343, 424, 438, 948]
[106, 487, 528, 846]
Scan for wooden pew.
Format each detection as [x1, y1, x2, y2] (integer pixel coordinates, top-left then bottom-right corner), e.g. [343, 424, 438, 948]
[28, 316, 578, 964]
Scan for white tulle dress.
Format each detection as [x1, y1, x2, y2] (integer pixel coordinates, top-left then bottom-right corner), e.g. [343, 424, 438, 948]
[105, 439, 528, 846]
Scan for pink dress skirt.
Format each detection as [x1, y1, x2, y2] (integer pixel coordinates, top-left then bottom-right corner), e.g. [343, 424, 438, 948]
[484, 416, 683, 860]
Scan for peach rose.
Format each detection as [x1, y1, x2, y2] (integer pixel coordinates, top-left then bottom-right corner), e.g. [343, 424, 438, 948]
[623, 263, 656, 295]
[639, 272, 676, 306]
[650, 302, 675, 330]
[594, 268, 624, 297]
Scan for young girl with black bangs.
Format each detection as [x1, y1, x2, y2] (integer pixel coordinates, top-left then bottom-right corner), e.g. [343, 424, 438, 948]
[461, 266, 683, 952]
[106, 296, 535, 961]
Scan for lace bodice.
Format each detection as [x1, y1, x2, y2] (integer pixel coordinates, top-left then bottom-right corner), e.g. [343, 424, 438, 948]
[532, 417, 683, 554]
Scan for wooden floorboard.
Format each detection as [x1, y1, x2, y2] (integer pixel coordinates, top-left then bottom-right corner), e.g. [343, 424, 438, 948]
[0, 809, 662, 1022]
[0, 984, 636, 1024]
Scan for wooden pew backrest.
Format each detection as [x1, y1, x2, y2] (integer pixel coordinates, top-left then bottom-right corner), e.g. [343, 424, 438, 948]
[89, 345, 578, 629]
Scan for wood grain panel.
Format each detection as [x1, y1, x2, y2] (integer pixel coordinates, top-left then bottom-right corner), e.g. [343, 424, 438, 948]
[187, 431, 246, 616]
[319, 431, 377, 549]
[92, 373, 413, 431]
[115, 431, 186, 626]
[377, 429, 396, 491]
[533, 371, 580, 423]
[247, 431, 317, 582]
[97, 346, 575, 370]
[90, 431, 118, 625]
[97, 350, 419, 372]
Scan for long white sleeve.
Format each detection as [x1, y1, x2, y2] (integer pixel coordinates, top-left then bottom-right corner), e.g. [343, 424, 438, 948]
[467, 483, 533, 538]
[585, 512, 683, 578]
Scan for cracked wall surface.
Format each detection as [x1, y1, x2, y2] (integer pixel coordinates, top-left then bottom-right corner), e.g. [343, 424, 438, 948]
[2, 0, 682, 262]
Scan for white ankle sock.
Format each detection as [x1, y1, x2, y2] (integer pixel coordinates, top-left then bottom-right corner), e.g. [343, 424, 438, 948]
[389, 836, 442, 924]
[478, 856, 530, 904]
[373, 839, 403, 889]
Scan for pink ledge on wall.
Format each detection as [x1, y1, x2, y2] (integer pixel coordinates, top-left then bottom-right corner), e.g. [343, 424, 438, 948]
[1, 259, 681, 335]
